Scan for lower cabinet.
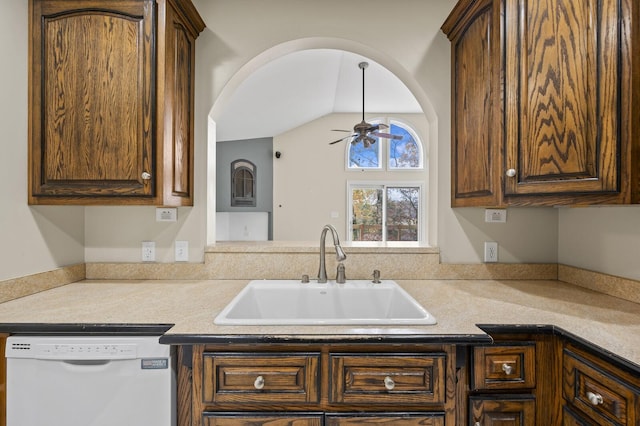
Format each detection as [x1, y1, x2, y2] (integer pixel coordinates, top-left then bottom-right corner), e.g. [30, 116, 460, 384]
[202, 414, 323, 426]
[469, 331, 562, 425]
[202, 413, 444, 426]
[177, 334, 639, 426]
[325, 413, 445, 425]
[562, 343, 640, 425]
[184, 344, 458, 426]
[469, 396, 535, 426]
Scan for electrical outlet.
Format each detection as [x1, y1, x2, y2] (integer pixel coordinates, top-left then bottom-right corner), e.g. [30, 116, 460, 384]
[141, 241, 155, 262]
[484, 242, 498, 262]
[175, 241, 188, 262]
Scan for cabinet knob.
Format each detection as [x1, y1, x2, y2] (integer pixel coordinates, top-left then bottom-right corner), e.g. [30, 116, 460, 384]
[254, 375, 265, 390]
[586, 391, 603, 406]
[506, 168, 516, 177]
[141, 171, 152, 180]
[384, 376, 395, 391]
[501, 363, 514, 375]
[474, 423, 481, 426]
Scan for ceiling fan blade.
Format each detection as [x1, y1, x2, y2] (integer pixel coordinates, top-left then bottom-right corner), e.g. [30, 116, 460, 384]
[377, 123, 389, 130]
[329, 134, 355, 145]
[331, 129, 352, 132]
[372, 132, 403, 140]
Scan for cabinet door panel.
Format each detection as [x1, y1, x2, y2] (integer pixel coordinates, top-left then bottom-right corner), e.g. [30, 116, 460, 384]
[325, 413, 445, 425]
[470, 396, 536, 426]
[160, 1, 196, 205]
[202, 414, 322, 426]
[31, 1, 154, 198]
[504, 0, 621, 196]
[448, 0, 501, 207]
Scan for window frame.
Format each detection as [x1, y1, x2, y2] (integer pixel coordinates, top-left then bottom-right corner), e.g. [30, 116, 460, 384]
[345, 117, 424, 172]
[230, 159, 257, 207]
[346, 180, 425, 243]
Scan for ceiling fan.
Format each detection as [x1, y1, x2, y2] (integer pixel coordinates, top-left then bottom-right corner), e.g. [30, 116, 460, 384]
[329, 61, 403, 148]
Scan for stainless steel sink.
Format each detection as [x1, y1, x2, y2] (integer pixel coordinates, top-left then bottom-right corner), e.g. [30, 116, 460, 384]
[214, 279, 437, 325]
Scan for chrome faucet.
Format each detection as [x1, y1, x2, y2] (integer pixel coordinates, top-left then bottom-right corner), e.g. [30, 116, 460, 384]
[317, 224, 347, 283]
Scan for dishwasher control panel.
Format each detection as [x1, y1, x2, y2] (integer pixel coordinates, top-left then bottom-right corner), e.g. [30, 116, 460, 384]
[5, 336, 152, 360]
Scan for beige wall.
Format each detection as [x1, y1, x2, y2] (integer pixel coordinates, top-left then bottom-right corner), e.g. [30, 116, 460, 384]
[0, 1, 84, 281]
[2, 0, 638, 282]
[273, 113, 429, 241]
[559, 207, 640, 279]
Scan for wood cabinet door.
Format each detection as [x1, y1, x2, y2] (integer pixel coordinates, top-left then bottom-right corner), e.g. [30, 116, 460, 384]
[202, 414, 323, 426]
[443, 0, 502, 207]
[29, 0, 156, 203]
[157, 0, 198, 206]
[469, 396, 536, 426]
[503, 0, 627, 198]
[325, 414, 444, 425]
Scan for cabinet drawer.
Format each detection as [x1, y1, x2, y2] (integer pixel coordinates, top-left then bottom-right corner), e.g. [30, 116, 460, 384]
[563, 348, 639, 425]
[202, 413, 323, 426]
[469, 396, 536, 426]
[329, 353, 446, 405]
[473, 344, 536, 390]
[562, 405, 599, 426]
[325, 413, 445, 425]
[202, 352, 320, 404]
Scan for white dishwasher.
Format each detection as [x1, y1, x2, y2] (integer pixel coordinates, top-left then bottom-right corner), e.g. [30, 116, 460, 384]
[5, 335, 175, 426]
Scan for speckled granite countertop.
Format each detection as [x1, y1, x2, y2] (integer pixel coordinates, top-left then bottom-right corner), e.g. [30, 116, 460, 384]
[0, 279, 638, 370]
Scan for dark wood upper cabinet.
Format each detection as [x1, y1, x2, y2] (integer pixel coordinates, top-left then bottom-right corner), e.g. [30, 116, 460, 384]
[28, 0, 204, 205]
[442, 0, 640, 207]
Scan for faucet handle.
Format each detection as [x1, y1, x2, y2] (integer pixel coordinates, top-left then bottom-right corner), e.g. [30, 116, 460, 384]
[336, 263, 346, 284]
[301, 274, 310, 283]
[372, 269, 381, 283]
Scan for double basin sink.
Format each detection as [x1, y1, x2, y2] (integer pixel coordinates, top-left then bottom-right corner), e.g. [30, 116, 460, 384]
[214, 279, 436, 326]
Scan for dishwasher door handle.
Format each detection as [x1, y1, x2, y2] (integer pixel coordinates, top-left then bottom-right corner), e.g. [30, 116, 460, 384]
[62, 359, 112, 366]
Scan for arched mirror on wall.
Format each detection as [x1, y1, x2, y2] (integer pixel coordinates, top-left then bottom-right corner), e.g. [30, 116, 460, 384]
[230, 159, 256, 207]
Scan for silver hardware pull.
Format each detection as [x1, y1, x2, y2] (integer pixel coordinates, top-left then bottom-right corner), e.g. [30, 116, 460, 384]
[502, 363, 514, 375]
[586, 391, 603, 406]
[506, 168, 516, 177]
[254, 375, 265, 390]
[384, 376, 395, 391]
[141, 171, 152, 180]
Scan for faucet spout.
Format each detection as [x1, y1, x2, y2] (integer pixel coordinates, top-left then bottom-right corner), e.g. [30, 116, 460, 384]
[318, 224, 347, 283]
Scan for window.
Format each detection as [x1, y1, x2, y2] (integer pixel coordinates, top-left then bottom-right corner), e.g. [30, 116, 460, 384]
[346, 118, 425, 243]
[231, 159, 256, 207]
[349, 182, 422, 242]
[347, 119, 423, 170]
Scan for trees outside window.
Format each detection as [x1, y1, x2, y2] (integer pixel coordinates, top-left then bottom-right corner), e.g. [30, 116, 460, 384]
[350, 184, 421, 242]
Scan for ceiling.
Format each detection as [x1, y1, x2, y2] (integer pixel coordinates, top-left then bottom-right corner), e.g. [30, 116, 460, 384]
[213, 49, 423, 142]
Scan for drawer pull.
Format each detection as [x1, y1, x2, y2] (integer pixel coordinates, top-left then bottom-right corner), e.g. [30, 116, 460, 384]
[384, 376, 395, 391]
[586, 391, 603, 406]
[501, 363, 514, 375]
[474, 423, 481, 426]
[254, 375, 265, 390]
[141, 171, 152, 181]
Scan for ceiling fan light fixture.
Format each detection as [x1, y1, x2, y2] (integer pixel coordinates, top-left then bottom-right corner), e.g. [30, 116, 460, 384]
[328, 61, 401, 147]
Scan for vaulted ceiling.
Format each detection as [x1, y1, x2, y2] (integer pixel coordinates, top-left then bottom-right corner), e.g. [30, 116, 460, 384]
[213, 49, 423, 142]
